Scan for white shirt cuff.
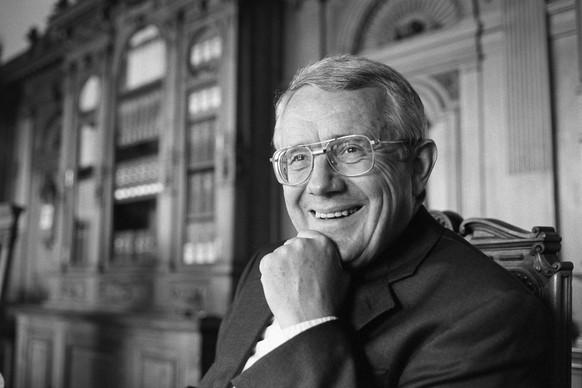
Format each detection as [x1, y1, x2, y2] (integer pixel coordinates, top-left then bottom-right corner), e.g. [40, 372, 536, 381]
[242, 316, 338, 371]
[278, 316, 338, 343]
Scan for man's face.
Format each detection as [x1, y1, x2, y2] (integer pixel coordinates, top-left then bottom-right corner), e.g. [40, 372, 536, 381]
[275, 86, 419, 269]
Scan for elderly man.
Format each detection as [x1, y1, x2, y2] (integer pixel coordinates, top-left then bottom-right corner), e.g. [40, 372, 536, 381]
[198, 55, 550, 387]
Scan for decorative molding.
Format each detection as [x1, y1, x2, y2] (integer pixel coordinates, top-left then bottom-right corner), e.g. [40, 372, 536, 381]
[409, 74, 456, 118]
[162, 8, 185, 44]
[335, 0, 380, 53]
[65, 19, 108, 49]
[60, 280, 88, 301]
[504, 0, 552, 174]
[50, 0, 114, 55]
[334, 0, 464, 53]
[171, 283, 207, 314]
[140, 356, 177, 388]
[34, 114, 62, 157]
[547, 0, 577, 40]
[431, 70, 459, 102]
[99, 280, 153, 305]
[360, 0, 463, 51]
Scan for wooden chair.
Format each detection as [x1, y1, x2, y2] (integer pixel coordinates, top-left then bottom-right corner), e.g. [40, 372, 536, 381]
[0, 203, 23, 388]
[431, 210, 573, 388]
[429, 209, 464, 233]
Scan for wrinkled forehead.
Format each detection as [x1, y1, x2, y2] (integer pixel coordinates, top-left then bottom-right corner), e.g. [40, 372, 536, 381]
[273, 86, 388, 149]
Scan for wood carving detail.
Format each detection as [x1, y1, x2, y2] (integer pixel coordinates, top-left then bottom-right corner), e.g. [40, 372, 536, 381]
[61, 281, 88, 301]
[99, 281, 153, 305]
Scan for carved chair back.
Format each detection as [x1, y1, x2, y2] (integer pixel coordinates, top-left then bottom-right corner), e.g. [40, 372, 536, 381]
[431, 210, 573, 388]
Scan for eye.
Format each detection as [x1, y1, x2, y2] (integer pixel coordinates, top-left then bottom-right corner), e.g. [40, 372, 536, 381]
[336, 143, 366, 156]
[290, 153, 307, 163]
[284, 147, 311, 171]
[343, 145, 362, 154]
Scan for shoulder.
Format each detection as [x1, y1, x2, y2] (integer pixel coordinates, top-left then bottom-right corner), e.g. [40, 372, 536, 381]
[394, 226, 548, 318]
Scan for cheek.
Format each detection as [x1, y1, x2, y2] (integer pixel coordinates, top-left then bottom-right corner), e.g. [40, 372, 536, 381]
[368, 158, 415, 235]
[372, 158, 411, 200]
[360, 160, 414, 255]
[283, 186, 297, 201]
[283, 187, 306, 222]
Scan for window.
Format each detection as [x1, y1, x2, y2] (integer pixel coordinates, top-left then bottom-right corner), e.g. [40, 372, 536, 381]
[125, 25, 166, 90]
[189, 29, 222, 72]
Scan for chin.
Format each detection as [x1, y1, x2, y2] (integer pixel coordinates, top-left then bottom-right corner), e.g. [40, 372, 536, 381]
[336, 243, 365, 267]
[341, 254, 367, 270]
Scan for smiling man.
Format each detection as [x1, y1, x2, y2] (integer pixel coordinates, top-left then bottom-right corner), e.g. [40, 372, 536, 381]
[198, 55, 551, 388]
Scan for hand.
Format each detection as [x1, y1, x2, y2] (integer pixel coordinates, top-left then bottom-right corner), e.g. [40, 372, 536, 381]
[259, 230, 351, 328]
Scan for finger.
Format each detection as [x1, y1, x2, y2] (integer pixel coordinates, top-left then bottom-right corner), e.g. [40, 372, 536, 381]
[296, 230, 325, 240]
[297, 231, 343, 265]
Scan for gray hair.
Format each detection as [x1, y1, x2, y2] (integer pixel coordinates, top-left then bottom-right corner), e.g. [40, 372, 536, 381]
[274, 55, 427, 146]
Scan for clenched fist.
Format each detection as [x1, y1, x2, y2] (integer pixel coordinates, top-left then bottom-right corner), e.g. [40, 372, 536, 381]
[259, 230, 351, 328]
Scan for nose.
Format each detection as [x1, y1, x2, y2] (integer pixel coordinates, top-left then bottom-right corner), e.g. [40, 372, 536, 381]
[306, 153, 345, 195]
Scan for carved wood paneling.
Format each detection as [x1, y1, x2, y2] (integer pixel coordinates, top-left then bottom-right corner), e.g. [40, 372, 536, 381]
[28, 338, 53, 388]
[60, 280, 88, 302]
[171, 282, 208, 315]
[15, 309, 206, 388]
[98, 279, 153, 306]
[140, 356, 176, 388]
[66, 346, 119, 388]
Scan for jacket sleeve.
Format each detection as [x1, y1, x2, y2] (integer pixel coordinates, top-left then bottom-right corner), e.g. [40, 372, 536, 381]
[397, 290, 551, 388]
[213, 244, 276, 351]
[232, 319, 375, 388]
[231, 290, 550, 388]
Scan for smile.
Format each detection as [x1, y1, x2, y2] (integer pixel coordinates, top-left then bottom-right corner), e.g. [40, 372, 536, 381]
[312, 207, 361, 219]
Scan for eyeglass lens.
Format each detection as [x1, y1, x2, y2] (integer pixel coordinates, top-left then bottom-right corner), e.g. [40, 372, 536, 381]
[278, 135, 374, 184]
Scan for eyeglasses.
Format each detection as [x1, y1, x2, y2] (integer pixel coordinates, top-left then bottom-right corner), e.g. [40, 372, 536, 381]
[270, 134, 408, 186]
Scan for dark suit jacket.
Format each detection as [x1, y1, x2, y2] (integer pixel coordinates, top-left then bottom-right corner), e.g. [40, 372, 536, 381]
[199, 207, 551, 387]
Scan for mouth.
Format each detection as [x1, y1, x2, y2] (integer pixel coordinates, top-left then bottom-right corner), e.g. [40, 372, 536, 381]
[311, 206, 362, 219]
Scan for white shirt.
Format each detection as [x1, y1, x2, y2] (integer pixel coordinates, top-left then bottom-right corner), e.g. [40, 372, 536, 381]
[242, 316, 338, 370]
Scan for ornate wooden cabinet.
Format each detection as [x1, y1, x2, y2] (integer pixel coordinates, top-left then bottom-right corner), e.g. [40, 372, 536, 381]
[49, 0, 242, 317]
[14, 307, 215, 388]
[8, 0, 281, 386]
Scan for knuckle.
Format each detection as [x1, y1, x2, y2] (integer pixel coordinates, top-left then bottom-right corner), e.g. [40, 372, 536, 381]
[259, 255, 271, 273]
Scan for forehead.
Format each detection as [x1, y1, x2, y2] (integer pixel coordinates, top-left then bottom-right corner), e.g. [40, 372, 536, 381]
[274, 86, 387, 148]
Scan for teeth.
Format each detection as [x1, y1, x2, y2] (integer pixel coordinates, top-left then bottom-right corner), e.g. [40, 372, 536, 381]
[314, 208, 358, 219]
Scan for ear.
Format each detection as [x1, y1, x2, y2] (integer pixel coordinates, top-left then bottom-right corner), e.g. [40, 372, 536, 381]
[411, 139, 437, 198]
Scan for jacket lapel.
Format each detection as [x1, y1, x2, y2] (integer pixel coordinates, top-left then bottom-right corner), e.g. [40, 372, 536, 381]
[216, 207, 444, 380]
[345, 207, 444, 331]
[215, 268, 273, 381]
